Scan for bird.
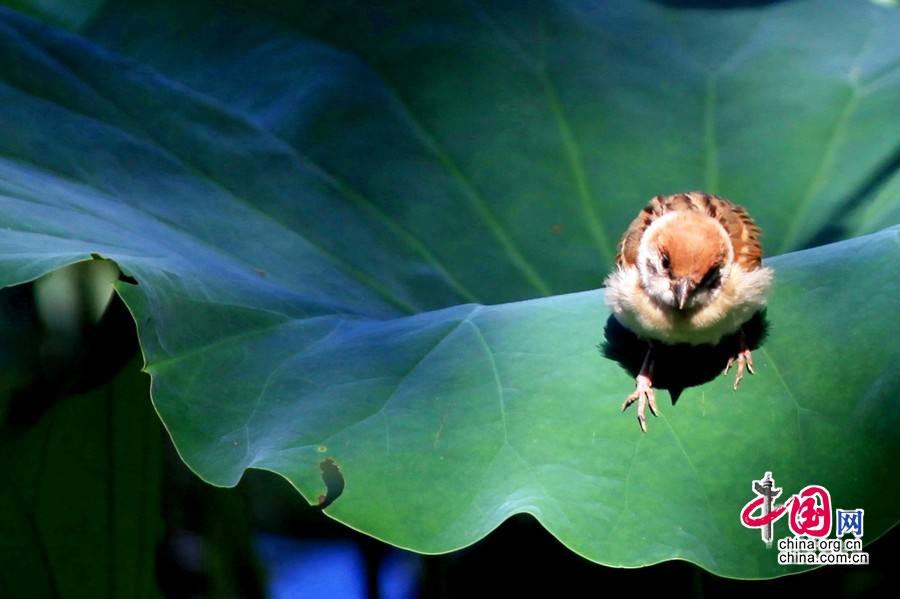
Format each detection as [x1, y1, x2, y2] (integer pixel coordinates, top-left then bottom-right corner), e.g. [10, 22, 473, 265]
[604, 192, 774, 432]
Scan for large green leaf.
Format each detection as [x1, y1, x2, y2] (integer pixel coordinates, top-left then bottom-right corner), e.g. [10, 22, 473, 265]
[0, 0, 898, 578]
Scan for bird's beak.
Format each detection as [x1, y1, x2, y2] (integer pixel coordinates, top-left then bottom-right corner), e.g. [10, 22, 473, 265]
[674, 278, 693, 310]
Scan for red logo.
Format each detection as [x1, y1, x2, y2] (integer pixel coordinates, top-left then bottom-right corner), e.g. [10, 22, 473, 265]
[741, 494, 786, 529]
[786, 485, 831, 537]
[741, 473, 833, 545]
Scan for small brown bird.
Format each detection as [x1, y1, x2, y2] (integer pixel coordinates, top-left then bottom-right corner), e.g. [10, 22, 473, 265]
[604, 192, 773, 432]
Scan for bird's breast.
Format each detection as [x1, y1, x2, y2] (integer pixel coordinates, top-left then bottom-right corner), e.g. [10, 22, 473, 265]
[604, 264, 773, 346]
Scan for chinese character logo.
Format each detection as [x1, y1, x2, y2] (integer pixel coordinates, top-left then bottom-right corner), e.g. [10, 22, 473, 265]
[836, 509, 864, 538]
[740, 472, 868, 565]
[741, 474, 836, 543]
[740, 473, 865, 545]
[786, 485, 831, 538]
[740, 471, 784, 547]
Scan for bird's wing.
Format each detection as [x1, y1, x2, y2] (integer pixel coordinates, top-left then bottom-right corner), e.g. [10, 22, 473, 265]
[615, 192, 763, 269]
[707, 195, 764, 270]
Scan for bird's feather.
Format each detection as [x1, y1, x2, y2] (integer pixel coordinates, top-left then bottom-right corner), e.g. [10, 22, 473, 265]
[616, 192, 762, 270]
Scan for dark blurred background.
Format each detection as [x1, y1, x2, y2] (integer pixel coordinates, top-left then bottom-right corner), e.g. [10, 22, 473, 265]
[0, 260, 895, 598]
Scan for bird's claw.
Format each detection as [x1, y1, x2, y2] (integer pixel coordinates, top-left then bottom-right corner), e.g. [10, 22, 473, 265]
[622, 374, 657, 432]
[724, 348, 754, 390]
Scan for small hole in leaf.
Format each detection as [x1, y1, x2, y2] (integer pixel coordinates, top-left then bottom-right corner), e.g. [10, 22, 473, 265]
[317, 457, 344, 509]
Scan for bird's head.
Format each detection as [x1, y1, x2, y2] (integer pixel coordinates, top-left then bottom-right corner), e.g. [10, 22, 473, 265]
[636, 211, 733, 311]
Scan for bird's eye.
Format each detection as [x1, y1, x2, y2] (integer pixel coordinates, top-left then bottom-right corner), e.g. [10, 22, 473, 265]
[698, 267, 721, 289]
[661, 254, 670, 270]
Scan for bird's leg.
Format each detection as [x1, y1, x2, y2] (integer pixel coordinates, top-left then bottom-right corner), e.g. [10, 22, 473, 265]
[622, 345, 657, 432]
[724, 328, 754, 391]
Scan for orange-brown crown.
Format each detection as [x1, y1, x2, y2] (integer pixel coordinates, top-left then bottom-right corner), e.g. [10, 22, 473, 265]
[647, 211, 730, 283]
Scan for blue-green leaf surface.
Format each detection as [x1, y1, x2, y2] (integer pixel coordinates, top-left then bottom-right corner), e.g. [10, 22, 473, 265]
[0, 0, 898, 578]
